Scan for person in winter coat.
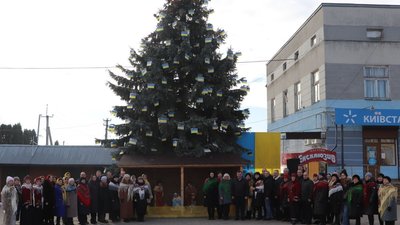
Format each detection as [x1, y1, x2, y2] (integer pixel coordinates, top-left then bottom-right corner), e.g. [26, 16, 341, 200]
[133, 176, 151, 222]
[43, 175, 55, 225]
[77, 177, 91, 225]
[263, 169, 274, 220]
[202, 172, 219, 220]
[301, 172, 314, 224]
[280, 174, 290, 221]
[378, 176, 397, 225]
[288, 173, 301, 225]
[253, 172, 264, 220]
[109, 175, 120, 222]
[244, 173, 254, 220]
[377, 173, 385, 225]
[272, 170, 283, 220]
[13, 177, 22, 222]
[153, 181, 164, 207]
[54, 177, 66, 225]
[65, 178, 78, 225]
[98, 176, 110, 223]
[20, 175, 34, 225]
[184, 182, 197, 206]
[119, 174, 134, 222]
[32, 177, 43, 225]
[313, 173, 329, 225]
[231, 171, 249, 220]
[218, 173, 232, 220]
[328, 174, 343, 225]
[1, 176, 18, 225]
[363, 172, 378, 225]
[343, 175, 363, 225]
[88, 175, 99, 224]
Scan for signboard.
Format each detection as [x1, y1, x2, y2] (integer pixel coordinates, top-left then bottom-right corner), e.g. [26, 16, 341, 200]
[335, 108, 400, 126]
[282, 148, 337, 165]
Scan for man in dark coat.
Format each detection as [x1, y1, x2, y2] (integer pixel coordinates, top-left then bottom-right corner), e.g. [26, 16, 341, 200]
[272, 170, 282, 220]
[88, 175, 99, 224]
[109, 175, 120, 222]
[98, 176, 111, 223]
[301, 172, 314, 224]
[231, 171, 249, 220]
[263, 170, 274, 220]
[43, 175, 55, 225]
[363, 172, 378, 225]
[313, 173, 329, 225]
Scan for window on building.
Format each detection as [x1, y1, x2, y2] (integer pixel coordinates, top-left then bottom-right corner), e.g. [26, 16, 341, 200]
[364, 66, 390, 99]
[310, 35, 317, 47]
[283, 90, 288, 117]
[294, 82, 302, 111]
[312, 70, 320, 103]
[366, 28, 383, 40]
[283, 62, 287, 71]
[271, 98, 276, 122]
[271, 73, 274, 81]
[294, 51, 299, 61]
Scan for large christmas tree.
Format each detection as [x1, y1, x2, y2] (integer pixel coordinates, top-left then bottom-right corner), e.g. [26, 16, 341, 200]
[108, 0, 249, 157]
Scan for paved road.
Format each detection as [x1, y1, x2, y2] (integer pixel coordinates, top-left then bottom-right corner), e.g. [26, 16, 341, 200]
[1, 206, 399, 225]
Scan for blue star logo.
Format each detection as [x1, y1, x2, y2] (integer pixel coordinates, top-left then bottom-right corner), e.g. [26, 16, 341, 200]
[343, 110, 357, 124]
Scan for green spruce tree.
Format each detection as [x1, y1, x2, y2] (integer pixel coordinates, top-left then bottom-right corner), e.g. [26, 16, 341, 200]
[108, 0, 249, 157]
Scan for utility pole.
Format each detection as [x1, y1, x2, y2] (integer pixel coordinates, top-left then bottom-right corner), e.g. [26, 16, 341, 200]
[103, 119, 111, 142]
[37, 105, 54, 145]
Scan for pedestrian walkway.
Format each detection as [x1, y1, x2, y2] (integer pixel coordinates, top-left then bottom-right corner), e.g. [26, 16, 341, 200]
[2, 204, 399, 225]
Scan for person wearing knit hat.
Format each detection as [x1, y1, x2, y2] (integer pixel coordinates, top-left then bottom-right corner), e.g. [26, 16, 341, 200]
[98, 175, 110, 223]
[1, 176, 18, 225]
[65, 177, 78, 225]
[363, 172, 378, 225]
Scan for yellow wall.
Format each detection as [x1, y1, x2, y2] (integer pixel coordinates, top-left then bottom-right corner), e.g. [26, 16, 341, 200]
[255, 132, 280, 172]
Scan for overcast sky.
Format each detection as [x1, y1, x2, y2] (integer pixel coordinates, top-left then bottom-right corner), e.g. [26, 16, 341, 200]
[0, 0, 399, 145]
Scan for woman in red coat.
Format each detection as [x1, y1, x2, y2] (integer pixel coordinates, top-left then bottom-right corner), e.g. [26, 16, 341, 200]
[20, 176, 34, 225]
[288, 173, 301, 225]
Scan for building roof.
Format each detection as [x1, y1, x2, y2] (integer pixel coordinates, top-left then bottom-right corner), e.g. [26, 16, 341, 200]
[117, 152, 248, 168]
[0, 145, 115, 166]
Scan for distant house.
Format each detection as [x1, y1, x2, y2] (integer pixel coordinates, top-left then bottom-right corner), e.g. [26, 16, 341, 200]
[0, 145, 114, 187]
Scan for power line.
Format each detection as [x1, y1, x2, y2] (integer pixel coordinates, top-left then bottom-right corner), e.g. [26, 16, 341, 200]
[0, 58, 294, 70]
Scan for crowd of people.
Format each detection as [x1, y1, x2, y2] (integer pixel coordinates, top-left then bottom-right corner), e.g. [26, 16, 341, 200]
[202, 168, 398, 225]
[1, 170, 152, 225]
[0, 167, 398, 225]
